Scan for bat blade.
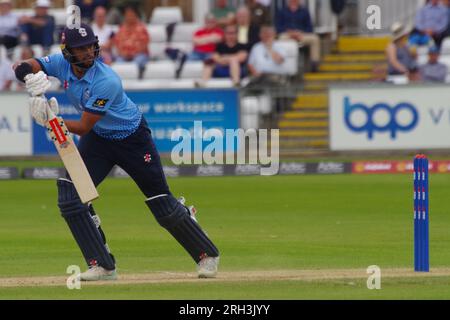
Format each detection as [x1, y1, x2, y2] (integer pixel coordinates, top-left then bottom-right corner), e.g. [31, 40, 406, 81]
[46, 108, 99, 204]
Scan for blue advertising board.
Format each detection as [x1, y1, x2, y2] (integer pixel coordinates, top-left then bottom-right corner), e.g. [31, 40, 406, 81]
[32, 88, 240, 154]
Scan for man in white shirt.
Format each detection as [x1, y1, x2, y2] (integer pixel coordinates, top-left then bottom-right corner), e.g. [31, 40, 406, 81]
[248, 26, 288, 77]
[91, 6, 114, 64]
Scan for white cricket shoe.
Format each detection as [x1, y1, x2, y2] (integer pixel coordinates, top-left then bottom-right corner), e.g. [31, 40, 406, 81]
[79, 266, 117, 281]
[197, 256, 219, 278]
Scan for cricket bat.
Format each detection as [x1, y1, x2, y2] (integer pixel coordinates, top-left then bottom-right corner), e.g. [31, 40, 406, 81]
[44, 98, 99, 204]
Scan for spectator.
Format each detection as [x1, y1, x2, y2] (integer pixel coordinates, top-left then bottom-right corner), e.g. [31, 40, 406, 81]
[420, 45, 448, 82]
[75, 0, 110, 23]
[91, 6, 114, 64]
[386, 23, 417, 76]
[410, 0, 448, 48]
[247, 25, 288, 84]
[212, 0, 235, 27]
[20, 0, 55, 54]
[0, 0, 20, 50]
[201, 24, 248, 87]
[245, 0, 272, 27]
[276, 0, 321, 72]
[113, 5, 150, 79]
[408, 66, 422, 83]
[236, 6, 260, 50]
[0, 53, 14, 90]
[189, 13, 224, 61]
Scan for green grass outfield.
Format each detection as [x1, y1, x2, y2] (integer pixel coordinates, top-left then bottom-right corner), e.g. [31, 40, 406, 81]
[1, 174, 450, 299]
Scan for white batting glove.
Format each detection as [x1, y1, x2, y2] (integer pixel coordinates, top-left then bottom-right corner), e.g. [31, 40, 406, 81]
[29, 96, 59, 127]
[24, 71, 52, 97]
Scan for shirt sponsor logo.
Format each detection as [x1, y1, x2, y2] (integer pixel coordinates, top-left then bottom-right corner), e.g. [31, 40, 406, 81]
[93, 98, 108, 108]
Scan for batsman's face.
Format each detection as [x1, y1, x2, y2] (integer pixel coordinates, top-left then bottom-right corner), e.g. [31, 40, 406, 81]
[72, 44, 96, 68]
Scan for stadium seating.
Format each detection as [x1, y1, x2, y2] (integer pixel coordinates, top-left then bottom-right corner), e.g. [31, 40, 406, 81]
[149, 7, 183, 25]
[179, 61, 203, 79]
[111, 63, 139, 79]
[144, 61, 176, 79]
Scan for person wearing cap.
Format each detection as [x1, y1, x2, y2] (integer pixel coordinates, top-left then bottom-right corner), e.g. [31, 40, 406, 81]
[12, 23, 220, 281]
[386, 22, 417, 75]
[419, 45, 448, 82]
[19, 0, 55, 53]
[0, 0, 21, 50]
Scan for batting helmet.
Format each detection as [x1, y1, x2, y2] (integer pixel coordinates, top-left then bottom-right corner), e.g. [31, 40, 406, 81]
[61, 23, 100, 68]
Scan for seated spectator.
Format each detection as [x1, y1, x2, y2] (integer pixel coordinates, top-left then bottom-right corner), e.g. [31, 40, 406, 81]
[91, 6, 114, 65]
[75, 0, 110, 24]
[420, 45, 448, 82]
[246, 0, 272, 27]
[20, 0, 55, 54]
[201, 24, 248, 87]
[0, 0, 20, 50]
[410, 0, 448, 48]
[236, 6, 260, 50]
[247, 26, 288, 79]
[189, 13, 224, 61]
[386, 23, 417, 76]
[0, 54, 14, 90]
[113, 5, 150, 79]
[212, 0, 235, 27]
[408, 66, 422, 83]
[276, 0, 321, 72]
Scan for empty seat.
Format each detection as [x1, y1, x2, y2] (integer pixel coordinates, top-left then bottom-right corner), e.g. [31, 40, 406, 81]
[276, 40, 299, 76]
[150, 7, 183, 25]
[440, 37, 450, 55]
[180, 61, 203, 79]
[172, 23, 200, 42]
[31, 45, 44, 58]
[147, 25, 167, 42]
[144, 61, 176, 79]
[111, 62, 139, 79]
[439, 55, 450, 68]
[150, 42, 168, 60]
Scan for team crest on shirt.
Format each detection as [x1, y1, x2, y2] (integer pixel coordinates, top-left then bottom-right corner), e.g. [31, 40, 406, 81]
[43, 56, 50, 63]
[93, 98, 108, 108]
[144, 153, 152, 163]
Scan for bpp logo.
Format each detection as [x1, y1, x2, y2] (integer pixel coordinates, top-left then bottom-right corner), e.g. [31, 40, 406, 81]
[344, 97, 419, 140]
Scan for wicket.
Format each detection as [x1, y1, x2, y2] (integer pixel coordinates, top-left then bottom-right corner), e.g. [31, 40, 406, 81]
[414, 154, 429, 272]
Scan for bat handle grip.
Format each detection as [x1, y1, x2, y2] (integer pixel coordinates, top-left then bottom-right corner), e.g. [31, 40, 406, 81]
[38, 94, 56, 120]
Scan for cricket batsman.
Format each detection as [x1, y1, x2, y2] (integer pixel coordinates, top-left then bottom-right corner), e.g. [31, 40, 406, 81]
[13, 23, 220, 281]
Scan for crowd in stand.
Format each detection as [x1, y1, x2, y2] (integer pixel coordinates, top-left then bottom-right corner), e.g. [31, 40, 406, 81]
[0, 0, 323, 91]
[2, 0, 450, 91]
[386, 0, 450, 83]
